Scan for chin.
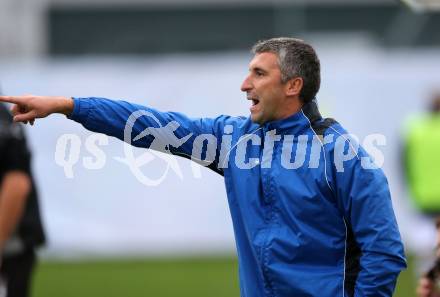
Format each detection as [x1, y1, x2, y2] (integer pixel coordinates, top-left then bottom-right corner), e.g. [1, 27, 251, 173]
[250, 115, 264, 126]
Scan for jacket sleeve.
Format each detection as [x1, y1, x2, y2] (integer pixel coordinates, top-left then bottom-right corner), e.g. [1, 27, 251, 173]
[329, 134, 407, 296]
[68, 97, 235, 173]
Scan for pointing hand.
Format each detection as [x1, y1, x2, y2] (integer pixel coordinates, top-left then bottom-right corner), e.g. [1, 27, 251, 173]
[0, 95, 74, 124]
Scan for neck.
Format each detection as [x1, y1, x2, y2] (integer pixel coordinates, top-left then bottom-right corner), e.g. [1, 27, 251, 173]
[278, 97, 303, 120]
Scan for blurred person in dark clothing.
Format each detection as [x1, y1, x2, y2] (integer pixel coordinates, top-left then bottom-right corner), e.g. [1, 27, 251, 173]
[0, 100, 45, 297]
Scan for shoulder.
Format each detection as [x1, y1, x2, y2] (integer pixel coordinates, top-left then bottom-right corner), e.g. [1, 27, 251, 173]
[0, 103, 26, 141]
[311, 118, 340, 137]
[210, 115, 257, 134]
[0, 103, 12, 122]
[307, 117, 351, 148]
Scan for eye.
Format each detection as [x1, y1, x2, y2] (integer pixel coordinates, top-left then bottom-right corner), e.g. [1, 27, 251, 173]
[255, 70, 264, 77]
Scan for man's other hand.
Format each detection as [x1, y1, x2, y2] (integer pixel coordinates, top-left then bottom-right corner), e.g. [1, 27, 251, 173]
[417, 277, 440, 297]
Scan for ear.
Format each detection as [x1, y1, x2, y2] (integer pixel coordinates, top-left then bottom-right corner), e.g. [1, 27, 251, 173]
[285, 77, 303, 97]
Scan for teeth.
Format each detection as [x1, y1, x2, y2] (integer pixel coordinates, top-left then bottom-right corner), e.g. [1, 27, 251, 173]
[247, 96, 259, 106]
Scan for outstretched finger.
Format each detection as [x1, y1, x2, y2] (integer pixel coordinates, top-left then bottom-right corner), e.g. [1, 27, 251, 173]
[0, 96, 29, 104]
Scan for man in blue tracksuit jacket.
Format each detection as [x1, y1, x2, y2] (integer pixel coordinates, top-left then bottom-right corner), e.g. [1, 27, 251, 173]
[0, 37, 406, 296]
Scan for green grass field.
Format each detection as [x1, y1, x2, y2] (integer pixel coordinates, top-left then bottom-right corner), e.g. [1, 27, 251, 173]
[32, 255, 417, 297]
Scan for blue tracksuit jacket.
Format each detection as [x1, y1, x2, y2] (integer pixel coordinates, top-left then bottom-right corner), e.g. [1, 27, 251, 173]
[69, 97, 406, 297]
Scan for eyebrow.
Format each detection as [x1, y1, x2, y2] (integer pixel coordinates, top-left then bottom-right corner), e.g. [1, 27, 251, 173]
[250, 67, 267, 73]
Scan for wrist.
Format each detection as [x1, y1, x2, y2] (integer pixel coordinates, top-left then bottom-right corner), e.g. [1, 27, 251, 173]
[56, 96, 74, 116]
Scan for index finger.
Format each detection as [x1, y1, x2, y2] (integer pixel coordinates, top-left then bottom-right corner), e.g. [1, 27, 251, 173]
[0, 96, 27, 104]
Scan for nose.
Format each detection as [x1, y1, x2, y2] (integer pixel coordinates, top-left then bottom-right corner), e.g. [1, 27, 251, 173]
[241, 75, 252, 92]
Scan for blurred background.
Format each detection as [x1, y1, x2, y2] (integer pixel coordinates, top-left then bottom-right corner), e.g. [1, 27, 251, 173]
[1, 0, 440, 296]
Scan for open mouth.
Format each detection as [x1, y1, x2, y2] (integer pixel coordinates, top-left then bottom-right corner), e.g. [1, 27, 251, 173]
[248, 97, 260, 107]
[248, 97, 260, 113]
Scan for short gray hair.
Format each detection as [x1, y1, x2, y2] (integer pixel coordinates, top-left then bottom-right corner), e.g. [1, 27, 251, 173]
[252, 37, 321, 103]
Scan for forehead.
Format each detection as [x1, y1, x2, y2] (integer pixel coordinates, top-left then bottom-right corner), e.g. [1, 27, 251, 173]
[249, 52, 280, 70]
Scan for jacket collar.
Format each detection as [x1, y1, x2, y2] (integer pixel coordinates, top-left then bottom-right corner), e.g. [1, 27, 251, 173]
[262, 99, 322, 133]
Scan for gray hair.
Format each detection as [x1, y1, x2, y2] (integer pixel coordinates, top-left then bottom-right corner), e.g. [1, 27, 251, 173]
[252, 37, 321, 103]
